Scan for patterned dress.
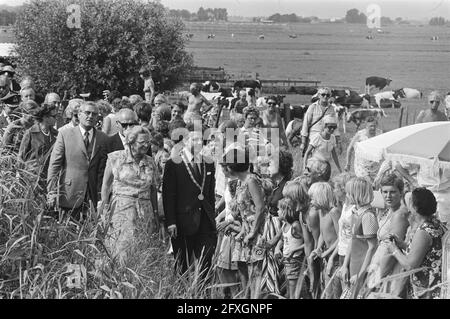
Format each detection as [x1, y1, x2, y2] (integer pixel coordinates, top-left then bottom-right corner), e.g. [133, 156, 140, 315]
[105, 149, 160, 266]
[231, 174, 267, 264]
[408, 217, 446, 299]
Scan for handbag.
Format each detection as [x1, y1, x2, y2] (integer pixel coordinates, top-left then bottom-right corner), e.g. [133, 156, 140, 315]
[302, 105, 330, 157]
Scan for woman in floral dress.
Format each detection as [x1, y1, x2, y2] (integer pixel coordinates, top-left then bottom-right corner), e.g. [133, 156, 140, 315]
[222, 148, 267, 298]
[100, 126, 160, 267]
[388, 187, 446, 299]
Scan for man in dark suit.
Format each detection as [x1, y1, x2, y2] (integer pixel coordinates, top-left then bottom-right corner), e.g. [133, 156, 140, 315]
[47, 101, 108, 221]
[107, 108, 153, 157]
[162, 122, 217, 276]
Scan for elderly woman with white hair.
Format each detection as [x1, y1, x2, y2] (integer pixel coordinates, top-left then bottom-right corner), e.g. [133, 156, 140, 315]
[58, 98, 83, 132]
[100, 125, 161, 266]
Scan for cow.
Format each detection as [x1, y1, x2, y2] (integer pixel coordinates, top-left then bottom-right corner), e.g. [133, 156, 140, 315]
[186, 33, 194, 39]
[374, 89, 406, 108]
[347, 108, 386, 130]
[365, 76, 392, 94]
[401, 88, 422, 99]
[288, 34, 297, 39]
[233, 80, 262, 91]
[259, 34, 265, 40]
[201, 80, 221, 93]
[207, 34, 215, 39]
[311, 89, 366, 108]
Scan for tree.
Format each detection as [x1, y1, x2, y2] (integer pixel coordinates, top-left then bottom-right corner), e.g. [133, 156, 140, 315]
[345, 8, 366, 24]
[381, 16, 393, 25]
[197, 7, 208, 21]
[14, 0, 193, 98]
[429, 16, 446, 26]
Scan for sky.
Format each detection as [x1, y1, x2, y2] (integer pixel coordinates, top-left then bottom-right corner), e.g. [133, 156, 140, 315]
[1, 0, 449, 20]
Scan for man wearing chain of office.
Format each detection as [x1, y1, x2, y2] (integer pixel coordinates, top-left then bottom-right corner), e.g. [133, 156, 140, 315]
[162, 120, 217, 278]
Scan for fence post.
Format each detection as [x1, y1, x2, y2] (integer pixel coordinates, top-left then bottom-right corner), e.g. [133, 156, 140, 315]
[398, 106, 404, 128]
[405, 105, 409, 126]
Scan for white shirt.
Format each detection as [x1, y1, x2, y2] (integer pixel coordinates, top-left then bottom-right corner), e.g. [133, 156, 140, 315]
[119, 132, 126, 147]
[79, 125, 94, 144]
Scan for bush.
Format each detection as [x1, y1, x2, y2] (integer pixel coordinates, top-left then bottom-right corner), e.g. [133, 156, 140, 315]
[13, 0, 194, 99]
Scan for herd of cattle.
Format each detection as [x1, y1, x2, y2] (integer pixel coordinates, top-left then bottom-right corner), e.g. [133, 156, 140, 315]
[189, 76, 424, 129]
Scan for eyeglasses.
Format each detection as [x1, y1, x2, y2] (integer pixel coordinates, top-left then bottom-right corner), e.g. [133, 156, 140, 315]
[267, 102, 276, 105]
[429, 100, 439, 104]
[326, 125, 337, 131]
[118, 122, 137, 128]
[81, 110, 99, 117]
[321, 94, 331, 98]
[136, 140, 150, 146]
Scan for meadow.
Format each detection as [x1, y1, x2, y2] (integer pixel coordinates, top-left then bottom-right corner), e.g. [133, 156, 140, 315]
[185, 21, 450, 173]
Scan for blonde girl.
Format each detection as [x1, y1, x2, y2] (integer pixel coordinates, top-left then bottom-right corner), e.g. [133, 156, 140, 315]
[308, 182, 341, 299]
[275, 197, 303, 299]
[339, 177, 378, 298]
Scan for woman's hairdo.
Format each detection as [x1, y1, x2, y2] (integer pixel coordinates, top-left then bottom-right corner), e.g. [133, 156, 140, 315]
[134, 101, 152, 122]
[222, 147, 250, 173]
[278, 149, 293, 177]
[243, 106, 259, 119]
[125, 125, 151, 146]
[345, 177, 374, 206]
[411, 187, 437, 217]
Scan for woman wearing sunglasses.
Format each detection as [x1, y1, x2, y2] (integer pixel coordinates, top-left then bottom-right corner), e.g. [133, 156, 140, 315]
[300, 87, 341, 157]
[303, 115, 342, 174]
[261, 96, 289, 147]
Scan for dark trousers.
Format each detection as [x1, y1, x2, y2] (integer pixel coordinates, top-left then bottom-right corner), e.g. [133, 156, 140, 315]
[171, 231, 217, 277]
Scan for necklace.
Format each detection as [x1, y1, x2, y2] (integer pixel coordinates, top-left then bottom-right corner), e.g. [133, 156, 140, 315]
[181, 151, 206, 201]
[41, 128, 50, 136]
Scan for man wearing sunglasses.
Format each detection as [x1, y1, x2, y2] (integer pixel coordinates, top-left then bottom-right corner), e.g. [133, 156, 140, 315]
[415, 91, 447, 124]
[300, 87, 342, 156]
[107, 108, 152, 157]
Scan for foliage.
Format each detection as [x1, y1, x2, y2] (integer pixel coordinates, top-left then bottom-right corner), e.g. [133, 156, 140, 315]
[345, 8, 367, 24]
[169, 7, 228, 22]
[13, 0, 194, 99]
[429, 17, 447, 26]
[0, 9, 18, 26]
[381, 16, 394, 26]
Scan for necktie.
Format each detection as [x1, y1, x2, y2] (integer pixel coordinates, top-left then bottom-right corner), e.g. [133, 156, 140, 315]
[84, 131, 90, 150]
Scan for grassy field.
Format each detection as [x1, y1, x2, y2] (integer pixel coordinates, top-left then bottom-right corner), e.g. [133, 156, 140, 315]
[185, 21, 450, 175]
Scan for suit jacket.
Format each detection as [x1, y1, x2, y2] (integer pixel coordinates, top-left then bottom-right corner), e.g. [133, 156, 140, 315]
[47, 126, 108, 209]
[107, 132, 152, 156]
[162, 154, 216, 236]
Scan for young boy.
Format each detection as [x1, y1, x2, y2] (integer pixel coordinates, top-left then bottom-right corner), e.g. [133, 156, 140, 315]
[303, 115, 342, 173]
[139, 66, 155, 103]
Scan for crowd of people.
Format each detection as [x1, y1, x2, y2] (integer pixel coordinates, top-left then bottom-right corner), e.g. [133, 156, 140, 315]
[0, 61, 449, 299]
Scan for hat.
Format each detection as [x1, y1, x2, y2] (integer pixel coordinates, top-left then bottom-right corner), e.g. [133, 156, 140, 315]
[0, 91, 20, 105]
[317, 87, 331, 95]
[18, 100, 40, 114]
[323, 115, 337, 125]
[0, 65, 15, 74]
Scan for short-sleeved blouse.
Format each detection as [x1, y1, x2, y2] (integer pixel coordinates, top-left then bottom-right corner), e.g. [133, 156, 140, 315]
[108, 149, 160, 199]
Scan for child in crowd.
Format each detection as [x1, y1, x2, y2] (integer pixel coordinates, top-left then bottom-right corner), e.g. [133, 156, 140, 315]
[339, 177, 378, 298]
[233, 90, 248, 114]
[150, 133, 170, 179]
[327, 172, 356, 295]
[308, 182, 341, 299]
[274, 197, 304, 299]
[139, 66, 154, 103]
[282, 178, 313, 298]
[303, 115, 342, 173]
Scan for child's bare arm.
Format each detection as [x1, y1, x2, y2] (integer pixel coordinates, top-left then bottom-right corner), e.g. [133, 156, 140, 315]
[331, 148, 342, 173]
[303, 145, 314, 169]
